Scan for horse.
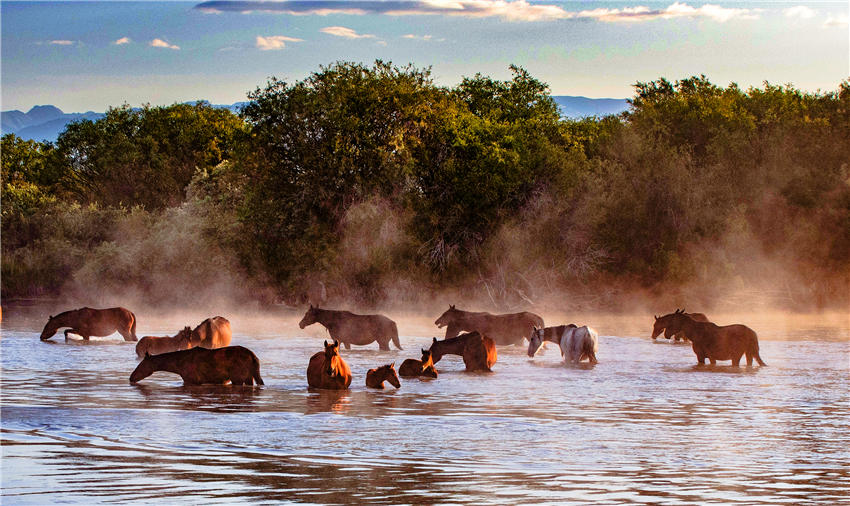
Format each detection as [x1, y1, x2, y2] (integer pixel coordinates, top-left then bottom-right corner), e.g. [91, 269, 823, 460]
[299, 305, 401, 350]
[398, 349, 438, 378]
[560, 326, 599, 364]
[39, 307, 138, 342]
[129, 346, 264, 385]
[135, 326, 193, 358]
[190, 316, 231, 349]
[366, 363, 401, 389]
[657, 309, 766, 367]
[429, 332, 497, 372]
[527, 324, 577, 357]
[307, 340, 353, 390]
[434, 305, 543, 346]
[652, 311, 709, 342]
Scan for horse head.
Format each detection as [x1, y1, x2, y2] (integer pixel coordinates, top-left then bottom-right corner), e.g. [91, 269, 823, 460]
[299, 305, 319, 329]
[382, 363, 401, 388]
[324, 339, 341, 377]
[527, 326, 544, 358]
[434, 305, 459, 328]
[129, 354, 155, 384]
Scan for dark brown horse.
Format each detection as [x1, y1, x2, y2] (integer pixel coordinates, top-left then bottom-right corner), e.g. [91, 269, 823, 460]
[429, 332, 497, 372]
[399, 349, 438, 378]
[299, 306, 401, 350]
[136, 326, 193, 358]
[657, 309, 766, 367]
[434, 305, 543, 346]
[652, 311, 709, 342]
[39, 307, 138, 341]
[366, 363, 401, 389]
[307, 340, 353, 390]
[129, 346, 264, 385]
[191, 316, 232, 349]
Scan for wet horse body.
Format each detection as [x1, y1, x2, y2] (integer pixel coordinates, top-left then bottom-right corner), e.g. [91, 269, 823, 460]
[129, 346, 264, 385]
[366, 363, 401, 389]
[429, 332, 497, 372]
[191, 316, 232, 349]
[136, 327, 193, 358]
[307, 340, 352, 390]
[40, 307, 138, 342]
[560, 326, 599, 364]
[399, 349, 438, 378]
[434, 305, 544, 346]
[652, 311, 709, 342]
[299, 306, 401, 350]
[659, 310, 766, 367]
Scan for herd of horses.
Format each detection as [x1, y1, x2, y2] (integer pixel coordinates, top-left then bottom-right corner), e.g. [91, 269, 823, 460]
[37, 304, 766, 389]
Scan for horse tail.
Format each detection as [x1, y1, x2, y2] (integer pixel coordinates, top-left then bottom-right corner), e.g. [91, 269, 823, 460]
[252, 354, 264, 385]
[750, 329, 766, 366]
[391, 321, 402, 350]
[130, 313, 138, 341]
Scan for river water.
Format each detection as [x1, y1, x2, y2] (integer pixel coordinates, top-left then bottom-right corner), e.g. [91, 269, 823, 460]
[2, 308, 848, 504]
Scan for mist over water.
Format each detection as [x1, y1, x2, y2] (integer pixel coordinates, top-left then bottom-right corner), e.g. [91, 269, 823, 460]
[1, 306, 848, 504]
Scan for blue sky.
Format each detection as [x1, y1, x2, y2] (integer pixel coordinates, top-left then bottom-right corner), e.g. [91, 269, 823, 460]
[2, 0, 848, 112]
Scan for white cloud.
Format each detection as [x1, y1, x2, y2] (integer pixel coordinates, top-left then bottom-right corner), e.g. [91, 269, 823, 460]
[783, 6, 816, 19]
[574, 3, 758, 23]
[402, 34, 434, 40]
[385, 0, 570, 21]
[113, 37, 131, 45]
[320, 26, 375, 39]
[255, 35, 303, 50]
[150, 38, 180, 50]
[824, 15, 848, 28]
[49, 40, 76, 46]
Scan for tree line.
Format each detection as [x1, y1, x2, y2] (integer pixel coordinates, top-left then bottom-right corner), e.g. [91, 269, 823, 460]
[3, 62, 848, 310]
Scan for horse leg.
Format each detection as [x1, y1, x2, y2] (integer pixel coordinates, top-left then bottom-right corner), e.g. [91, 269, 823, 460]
[709, 358, 716, 365]
[697, 354, 706, 365]
[378, 339, 390, 351]
[732, 355, 741, 367]
[745, 352, 754, 367]
[343, 341, 351, 350]
[588, 351, 598, 364]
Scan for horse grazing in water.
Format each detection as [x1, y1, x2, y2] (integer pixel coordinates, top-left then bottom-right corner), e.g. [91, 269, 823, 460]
[434, 305, 544, 346]
[658, 309, 766, 367]
[429, 332, 497, 372]
[191, 316, 231, 349]
[399, 349, 438, 378]
[307, 340, 352, 390]
[366, 363, 401, 389]
[527, 324, 577, 358]
[39, 307, 138, 342]
[129, 346, 263, 385]
[652, 311, 709, 342]
[299, 305, 401, 350]
[136, 327, 193, 358]
[560, 326, 599, 364]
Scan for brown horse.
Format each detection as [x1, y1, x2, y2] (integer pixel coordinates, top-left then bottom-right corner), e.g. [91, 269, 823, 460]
[299, 305, 401, 350]
[652, 311, 709, 342]
[399, 349, 438, 378]
[136, 327, 193, 358]
[657, 309, 767, 367]
[191, 316, 232, 349]
[129, 346, 264, 385]
[307, 340, 353, 390]
[366, 363, 401, 389]
[434, 305, 543, 346]
[39, 307, 138, 341]
[429, 332, 497, 372]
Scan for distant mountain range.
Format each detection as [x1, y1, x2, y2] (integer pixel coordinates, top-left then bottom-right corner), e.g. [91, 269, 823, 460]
[2, 97, 629, 142]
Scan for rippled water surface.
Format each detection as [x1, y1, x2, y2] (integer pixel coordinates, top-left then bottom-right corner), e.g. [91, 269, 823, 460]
[2, 308, 849, 504]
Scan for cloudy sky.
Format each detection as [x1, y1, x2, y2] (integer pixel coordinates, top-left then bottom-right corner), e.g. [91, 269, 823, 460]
[2, 0, 847, 112]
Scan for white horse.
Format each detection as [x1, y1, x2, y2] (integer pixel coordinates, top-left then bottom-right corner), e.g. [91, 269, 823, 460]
[527, 324, 576, 357]
[560, 325, 598, 364]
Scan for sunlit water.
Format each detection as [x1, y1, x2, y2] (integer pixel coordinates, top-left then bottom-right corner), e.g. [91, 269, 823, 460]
[2, 308, 849, 504]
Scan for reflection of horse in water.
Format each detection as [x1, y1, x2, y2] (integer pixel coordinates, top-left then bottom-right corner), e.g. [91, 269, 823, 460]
[299, 306, 401, 350]
[429, 332, 497, 372]
[129, 346, 264, 385]
[366, 363, 401, 389]
[656, 309, 766, 367]
[652, 311, 709, 342]
[191, 316, 232, 349]
[399, 349, 438, 378]
[434, 305, 543, 346]
[136, 327, 193, 358]
[307, 340, 352, 390]
[39, 307, 138, 341]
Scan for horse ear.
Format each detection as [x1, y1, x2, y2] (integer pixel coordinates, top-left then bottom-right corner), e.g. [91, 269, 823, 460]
[49, 315, 54, 320]
[145, 352, 151, 359]
[654, 315, 658, 320]
[324, 340, 328, 347]
[432, 337, 437, 343]
[421, 348, 427, 354]
[450, 304, 455, 309]
[333, 340, 340, 348]
[391, 362, 395, 368]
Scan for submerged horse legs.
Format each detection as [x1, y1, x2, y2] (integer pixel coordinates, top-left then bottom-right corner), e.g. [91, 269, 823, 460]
[64, 328, 89, 341]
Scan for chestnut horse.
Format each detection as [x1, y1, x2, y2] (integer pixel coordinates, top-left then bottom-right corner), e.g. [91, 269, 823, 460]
[299, 306, 401, 350]
[399, 349, 438, 378]
[129, 346, 264, 385]
[527, 324, 577, 358]
[39, 307, 137, 341]
[658, 309, 766, 367]
[366, 363, 401, 389]
[652, 311, 709, 342]
[307, 340, 352, 390]
[191, 316, 231, 349]
[434, 305, 543, 346]
[136, 326, 193, 358]
[429, 332, 497, 372]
